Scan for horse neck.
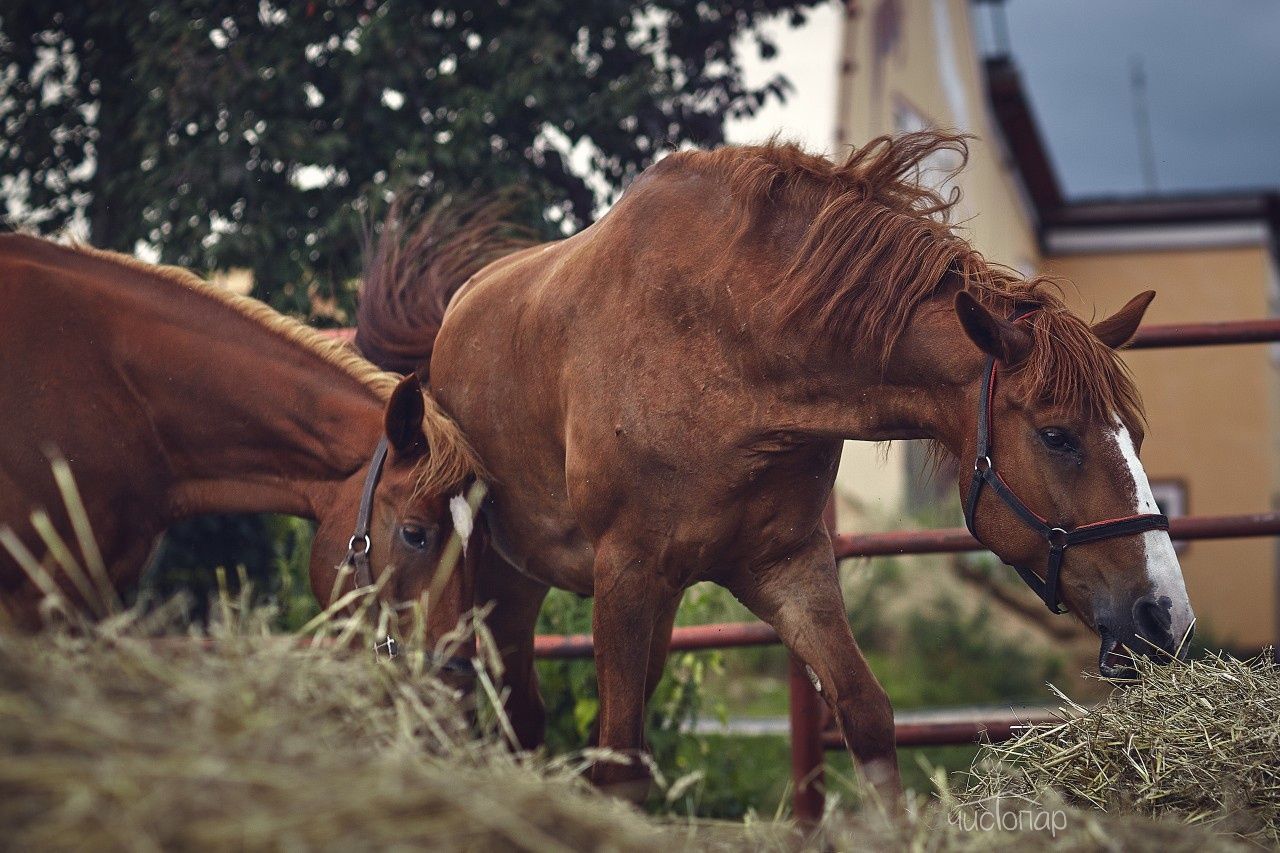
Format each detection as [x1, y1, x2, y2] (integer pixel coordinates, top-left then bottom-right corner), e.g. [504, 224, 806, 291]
[98, 271, 385, 521]
[759, 294, 975, 453]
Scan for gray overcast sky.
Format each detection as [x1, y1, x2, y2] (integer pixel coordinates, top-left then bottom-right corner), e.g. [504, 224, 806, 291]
[1003, 0, 1280, 199]
[729, 1, 1280, 201]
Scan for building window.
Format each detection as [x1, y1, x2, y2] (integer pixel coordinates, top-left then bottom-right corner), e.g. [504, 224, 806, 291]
[1149, 480, 1188, 554]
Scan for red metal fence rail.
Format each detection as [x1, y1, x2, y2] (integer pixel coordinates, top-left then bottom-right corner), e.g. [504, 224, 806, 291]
[532, 513, 1280, 658]
[1128, 317, 1280, 349]
[832, 511, 1280, 560]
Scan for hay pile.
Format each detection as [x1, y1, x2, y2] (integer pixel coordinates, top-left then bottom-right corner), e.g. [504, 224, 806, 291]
[2, 589, 1275, 851]
[960, 651, 1280, 847]
[0, 603, 668, 852]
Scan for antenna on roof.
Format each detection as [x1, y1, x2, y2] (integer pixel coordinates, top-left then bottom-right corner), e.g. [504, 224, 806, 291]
[973, 0, 1012, 59]
[1129, 55, 1159, 193]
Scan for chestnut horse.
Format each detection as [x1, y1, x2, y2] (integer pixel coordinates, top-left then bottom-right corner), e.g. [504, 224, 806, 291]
[0, 234, 479, 641]
[356, 132, 1195, 797]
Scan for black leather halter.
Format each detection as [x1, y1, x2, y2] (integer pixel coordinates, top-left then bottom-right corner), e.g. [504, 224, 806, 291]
[343, 437, 390, 591]
[340, 436, 473, 674]
[962, 308, 1169, 614]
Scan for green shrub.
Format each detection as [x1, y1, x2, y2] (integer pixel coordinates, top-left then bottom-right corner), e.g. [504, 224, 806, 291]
[869, 598, 1063, 709]
[140, 514, 318, 630]
[535, 587, 727, 780]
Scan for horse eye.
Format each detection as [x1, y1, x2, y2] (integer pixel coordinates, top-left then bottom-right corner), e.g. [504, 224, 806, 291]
[1038, 427, 1077, 453]
[399, 524, 432, 551]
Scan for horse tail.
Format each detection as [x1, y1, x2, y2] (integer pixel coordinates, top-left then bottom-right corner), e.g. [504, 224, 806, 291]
[356, 191, 531, 377]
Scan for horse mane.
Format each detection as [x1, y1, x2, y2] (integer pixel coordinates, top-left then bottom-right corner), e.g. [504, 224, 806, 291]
[61, 239, 481, 493]
[689, 130, 1144, 428]
[356, 192, 534, 376]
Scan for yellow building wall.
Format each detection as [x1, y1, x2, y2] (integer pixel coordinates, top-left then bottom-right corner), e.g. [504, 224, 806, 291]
[836, 0, 1040, 271]
[1047, 245, 1278, 649]
[833, 0, 1043, 524]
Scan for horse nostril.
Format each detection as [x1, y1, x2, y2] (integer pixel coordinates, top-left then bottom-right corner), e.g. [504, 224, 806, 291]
[1132, 594, 1174, 656]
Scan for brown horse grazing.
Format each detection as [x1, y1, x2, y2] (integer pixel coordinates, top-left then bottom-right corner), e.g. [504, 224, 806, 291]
[356, 131, 1195, 798]
[0, 234, 480, 643]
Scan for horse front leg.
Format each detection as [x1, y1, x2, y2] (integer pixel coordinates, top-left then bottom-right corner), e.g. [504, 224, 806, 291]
[724, 535, 902, 803]
[474, 545, 551, 751]
[588, 540, 675, 800]
[587, 595, 680, 748]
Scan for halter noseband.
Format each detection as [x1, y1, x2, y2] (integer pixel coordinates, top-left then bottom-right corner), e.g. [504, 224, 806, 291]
[341, 436, 475, 674]
[961, 307, 1169, 614]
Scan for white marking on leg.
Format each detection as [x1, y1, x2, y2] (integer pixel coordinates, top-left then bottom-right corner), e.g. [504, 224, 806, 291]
[1110, 422, 1195, 640]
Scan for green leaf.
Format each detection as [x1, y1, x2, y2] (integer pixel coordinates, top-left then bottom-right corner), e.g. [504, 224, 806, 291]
[572, 696, 599, 738]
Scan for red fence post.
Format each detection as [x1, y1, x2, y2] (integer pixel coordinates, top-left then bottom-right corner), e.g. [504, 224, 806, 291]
[789, 654, 826, 823]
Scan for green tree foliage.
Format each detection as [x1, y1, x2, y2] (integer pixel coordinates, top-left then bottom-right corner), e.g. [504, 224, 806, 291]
[1, 0, 818, 600]
[1, 0, 819, 318]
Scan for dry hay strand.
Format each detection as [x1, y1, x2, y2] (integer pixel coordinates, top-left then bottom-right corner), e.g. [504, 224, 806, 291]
[959, 650, 1280, 847]
[0, 603, 665, 852]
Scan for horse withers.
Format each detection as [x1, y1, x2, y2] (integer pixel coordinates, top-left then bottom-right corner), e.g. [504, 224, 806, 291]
[0, 234, 481, 652]
[357, 131, 1194, 799]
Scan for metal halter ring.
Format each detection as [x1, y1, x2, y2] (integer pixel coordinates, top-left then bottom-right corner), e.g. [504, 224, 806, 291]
[1048, 527, 1070, 549]
[347, 533, 371, 555]
[974, 456, 992, 474]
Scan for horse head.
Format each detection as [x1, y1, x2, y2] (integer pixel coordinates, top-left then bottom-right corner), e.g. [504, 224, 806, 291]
[954, 290, 1194, 676]
[310, 374, 480, 653]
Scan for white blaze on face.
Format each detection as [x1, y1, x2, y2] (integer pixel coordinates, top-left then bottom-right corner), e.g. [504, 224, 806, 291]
[449, 492, 475, 555]
[1109, 421, 1196, 644]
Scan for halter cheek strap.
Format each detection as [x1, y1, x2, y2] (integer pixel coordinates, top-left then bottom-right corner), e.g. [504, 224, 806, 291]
[343, 437, 390, 590]
[962, 308, 1169, 614]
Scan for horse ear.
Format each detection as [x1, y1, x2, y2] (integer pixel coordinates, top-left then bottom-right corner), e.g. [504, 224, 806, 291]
[385, 373, 427, 456]
[1092, 290, 1155, 350]
[954, 291, 1032, 365]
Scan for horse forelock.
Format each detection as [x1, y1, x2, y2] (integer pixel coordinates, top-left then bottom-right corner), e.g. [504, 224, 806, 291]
[1010, 289, 1146, 432]
[410, 392, 486, 500]
[692, 130, 1144, 431]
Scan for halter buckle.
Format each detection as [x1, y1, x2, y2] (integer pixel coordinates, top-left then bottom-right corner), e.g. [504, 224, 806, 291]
[373, 635, 399, 661]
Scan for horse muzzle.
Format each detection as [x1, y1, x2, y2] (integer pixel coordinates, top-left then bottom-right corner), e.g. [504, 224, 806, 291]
[1097, 593, 1194, 679]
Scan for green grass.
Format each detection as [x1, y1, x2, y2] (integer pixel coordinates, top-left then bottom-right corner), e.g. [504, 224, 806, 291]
[659, 734, 980, 819]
